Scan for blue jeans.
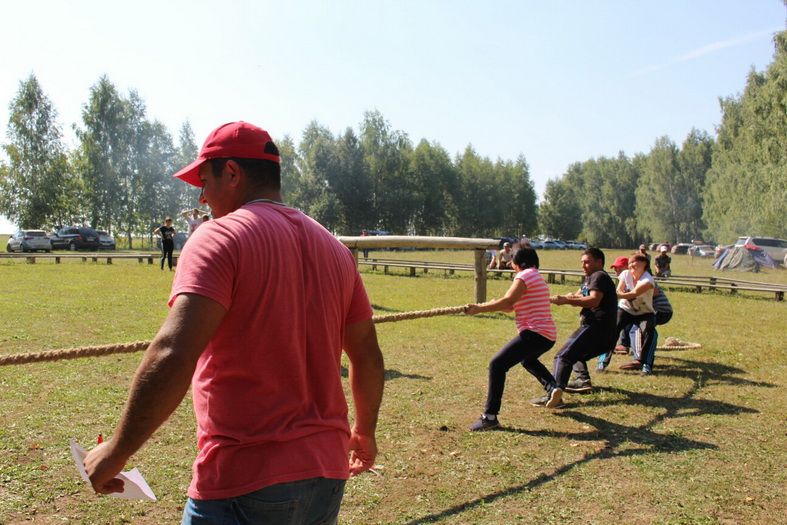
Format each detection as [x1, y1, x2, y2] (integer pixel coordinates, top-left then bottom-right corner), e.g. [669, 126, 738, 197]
[181, 477, 346, 525]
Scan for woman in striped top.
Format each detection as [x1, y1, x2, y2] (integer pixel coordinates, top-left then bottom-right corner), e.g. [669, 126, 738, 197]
[465, 246, 560, 431]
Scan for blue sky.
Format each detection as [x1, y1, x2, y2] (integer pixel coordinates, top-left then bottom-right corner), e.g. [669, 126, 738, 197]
[1, 0, 784, 233]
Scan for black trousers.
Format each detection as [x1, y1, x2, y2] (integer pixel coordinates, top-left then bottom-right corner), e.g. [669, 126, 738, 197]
[484, 330, 556, 415]
[161, 240, 174, 270]
[553, 323, 616, 387]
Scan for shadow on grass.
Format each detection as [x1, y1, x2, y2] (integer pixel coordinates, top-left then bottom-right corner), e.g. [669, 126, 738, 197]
[371, 303, 402, 313]
[403, 352, 763, 524]
[340, 365, 431, 382]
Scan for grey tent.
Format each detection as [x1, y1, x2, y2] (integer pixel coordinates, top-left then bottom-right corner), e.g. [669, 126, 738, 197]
[713, 244, 779, 272]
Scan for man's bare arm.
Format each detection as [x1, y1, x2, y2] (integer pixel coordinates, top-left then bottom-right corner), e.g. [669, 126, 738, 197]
[343, 319, 384, 475]
[84, 294, 225, 493]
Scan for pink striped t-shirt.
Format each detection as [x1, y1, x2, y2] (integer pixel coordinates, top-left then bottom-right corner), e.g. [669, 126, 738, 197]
[513, 267, 557, 341]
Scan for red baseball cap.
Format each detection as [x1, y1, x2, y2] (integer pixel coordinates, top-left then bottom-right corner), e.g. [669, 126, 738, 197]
[173, 121, 280, 187]
[610, 256, 629, 269]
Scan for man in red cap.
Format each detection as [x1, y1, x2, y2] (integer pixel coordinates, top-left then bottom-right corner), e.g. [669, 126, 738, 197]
[84, 121, 385, 524]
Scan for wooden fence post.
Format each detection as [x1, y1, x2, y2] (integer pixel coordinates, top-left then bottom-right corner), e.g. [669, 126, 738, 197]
[474, 249, 487, 303]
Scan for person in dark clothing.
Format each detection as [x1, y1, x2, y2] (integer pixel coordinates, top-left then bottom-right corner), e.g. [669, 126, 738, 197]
[153, 217, 176, 271]
[547, 248, 617, 400]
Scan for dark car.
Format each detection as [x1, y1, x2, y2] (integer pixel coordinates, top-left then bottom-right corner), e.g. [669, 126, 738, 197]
[96, 230, 116, 250]
[51, 226, 101, 251]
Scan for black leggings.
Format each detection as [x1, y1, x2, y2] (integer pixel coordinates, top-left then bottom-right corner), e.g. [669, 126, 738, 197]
[161, 240, 174, 270]
[484, 330, 556, 415]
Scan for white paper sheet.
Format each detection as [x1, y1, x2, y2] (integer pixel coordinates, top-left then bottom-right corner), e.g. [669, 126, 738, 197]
[69, 439, 157, 501]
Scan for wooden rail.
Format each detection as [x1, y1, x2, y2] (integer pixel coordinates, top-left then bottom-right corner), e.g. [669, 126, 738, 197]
[358, 257, 786, 301]
[0, 253, 165, 265]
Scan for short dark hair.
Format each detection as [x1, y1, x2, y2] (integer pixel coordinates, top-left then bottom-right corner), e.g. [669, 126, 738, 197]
[512, 245, 539, 269]
[583, 247, 605, 266]
[209, 141, 281, 190]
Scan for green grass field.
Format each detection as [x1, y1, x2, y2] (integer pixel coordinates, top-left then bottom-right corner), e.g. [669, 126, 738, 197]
[0, 252, 785, 524]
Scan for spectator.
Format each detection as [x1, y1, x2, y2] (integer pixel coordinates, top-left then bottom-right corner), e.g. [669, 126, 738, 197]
[181, 207, 209, 235]
[152, 217, 176, 271]
[84, 121, 385, 524]
[654, 246, 672, 277]
[489, 242, 514, 270]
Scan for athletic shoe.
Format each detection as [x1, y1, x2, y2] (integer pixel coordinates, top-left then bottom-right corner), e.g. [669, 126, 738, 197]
[596, 362, 608, 373]
[545, 387, 564, 408]
[564, 378, 593, 394]
[469, 414, 500, 431]
[619, 360, 642, 370]
[530, 388, 565, 408]
[613, 345, 629, 355]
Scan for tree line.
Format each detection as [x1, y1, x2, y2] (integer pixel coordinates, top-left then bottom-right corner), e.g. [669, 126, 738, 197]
[1, 31, 784, 246]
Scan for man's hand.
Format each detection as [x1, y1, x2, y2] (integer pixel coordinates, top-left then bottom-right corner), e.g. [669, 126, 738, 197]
[348, 429, 377, 476]
[550, 295, 567, 305]
[84, 440, 127, 495]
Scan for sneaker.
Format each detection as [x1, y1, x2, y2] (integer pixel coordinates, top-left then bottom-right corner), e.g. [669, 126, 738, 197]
[469, 414, 500, 431]
[545, 387, 564, 408]
[531, 388, 565, 408]
[613, 345, 629, 355]
[596, 362, 608, 373]
[619, 360, 642, 370]
[641, 364, 653, 376]
[564, 378, 593, 394]
[530, 394, 550, 407]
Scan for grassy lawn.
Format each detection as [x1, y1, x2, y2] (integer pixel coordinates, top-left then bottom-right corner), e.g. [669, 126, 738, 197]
[0, 254, 785, 524]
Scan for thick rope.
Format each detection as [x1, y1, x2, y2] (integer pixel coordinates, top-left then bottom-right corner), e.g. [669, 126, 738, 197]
[0, 341, 150, 367]
[372, 305, 467, 324]
[0, 305, 469, 367]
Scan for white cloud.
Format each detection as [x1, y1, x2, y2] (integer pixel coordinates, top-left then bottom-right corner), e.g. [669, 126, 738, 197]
[630, 27, 782, 77]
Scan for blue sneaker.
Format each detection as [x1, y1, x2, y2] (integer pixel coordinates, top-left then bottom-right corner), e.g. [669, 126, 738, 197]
[469, 414, 500, 431]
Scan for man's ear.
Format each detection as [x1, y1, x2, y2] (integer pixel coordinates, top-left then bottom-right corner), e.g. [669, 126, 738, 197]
[223, 160, 243, 188]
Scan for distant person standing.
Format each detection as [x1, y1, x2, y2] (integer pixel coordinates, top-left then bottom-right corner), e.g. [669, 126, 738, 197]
[181, 208, 208, 235]
[153, 217, 176, 271]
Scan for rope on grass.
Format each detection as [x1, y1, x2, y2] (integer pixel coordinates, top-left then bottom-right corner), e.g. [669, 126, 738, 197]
[657, 337, 702, 351]
[0, 305, 469, 366]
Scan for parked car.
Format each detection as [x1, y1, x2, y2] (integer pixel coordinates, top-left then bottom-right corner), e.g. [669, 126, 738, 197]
[541, 240, 560, 250]
[6, 230, 51, 252]
[530, 239, 544, 249]
[96, 230, 116, 250]
[734, 236, 787, 263]
[50, 226, 101, 251]
[565, 240, 587, 250]
[689, 244, 715, 257]
[671, 243, 693, 255]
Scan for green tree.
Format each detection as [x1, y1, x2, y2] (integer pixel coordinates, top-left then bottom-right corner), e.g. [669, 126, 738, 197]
[538, 175, 582, 240]
[636, 137, 684, 243]
[0, 74, 70, 229]
[704, 30, 787, 242]
[408, 139, 458, 235]
[360, 110, 413, 234]
[174, 121, 200, 213]
[74, 76, 130, 231]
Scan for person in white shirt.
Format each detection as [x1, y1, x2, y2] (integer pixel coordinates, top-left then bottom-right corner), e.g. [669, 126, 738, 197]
[181, 208, 209, 235]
